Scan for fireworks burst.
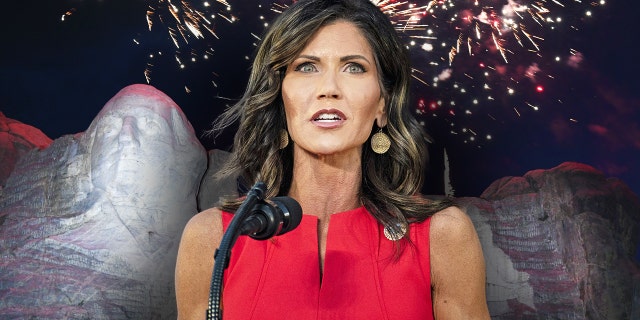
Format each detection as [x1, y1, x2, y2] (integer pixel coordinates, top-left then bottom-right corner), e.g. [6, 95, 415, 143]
[138, 0, 606, 145]
[365, 0, 606, 145]
[141, 0, 237, 88]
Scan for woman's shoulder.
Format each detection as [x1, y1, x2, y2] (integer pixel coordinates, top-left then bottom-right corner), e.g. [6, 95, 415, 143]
[427, 205, 489, 317]
[176, 207, 225, 318]
[178, 207, 225, 256]
[190, 206, 224, 224]
[182, 207, 224, 241]
[428, 205, 476, 245]
[428, 204, 484, 283]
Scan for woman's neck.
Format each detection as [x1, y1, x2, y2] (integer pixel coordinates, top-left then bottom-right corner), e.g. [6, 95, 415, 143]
[287, 147, 363, 220]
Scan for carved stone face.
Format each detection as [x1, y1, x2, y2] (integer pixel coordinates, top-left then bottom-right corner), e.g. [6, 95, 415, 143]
[87, 85, 201, 197]
[0, 84, 207, 316]
[81, 84, 206, 257]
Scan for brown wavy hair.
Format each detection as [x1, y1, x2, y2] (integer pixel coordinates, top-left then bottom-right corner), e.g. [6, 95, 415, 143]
[212, 0, 453, 238]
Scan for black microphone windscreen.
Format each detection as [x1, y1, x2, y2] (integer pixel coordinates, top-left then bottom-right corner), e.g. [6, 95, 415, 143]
[271, 196, 303, 234]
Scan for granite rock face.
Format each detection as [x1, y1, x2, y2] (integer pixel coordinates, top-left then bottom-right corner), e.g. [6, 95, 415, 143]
[197, 149, 237, 211]
[0, 112, 52, 187]
[458, 162, 640, 319]
[0, 84, 207, 318]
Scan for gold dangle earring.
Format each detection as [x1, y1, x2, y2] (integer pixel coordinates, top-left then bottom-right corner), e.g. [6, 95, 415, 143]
[278, 129, 289, 149]
[370, 128, 391, 154]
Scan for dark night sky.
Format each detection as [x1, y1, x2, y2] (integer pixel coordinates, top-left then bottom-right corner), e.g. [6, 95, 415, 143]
[1, 0, 639, 198]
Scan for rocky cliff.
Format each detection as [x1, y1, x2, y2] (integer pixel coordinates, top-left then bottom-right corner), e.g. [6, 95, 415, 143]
[1, 85, 638, 319]
[0, 84, 207, 318]
[458, 162, 640, 318]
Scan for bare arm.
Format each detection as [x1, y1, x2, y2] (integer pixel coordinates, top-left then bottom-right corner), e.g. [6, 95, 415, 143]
[175, 208, 223, 320]
[430, 206, 490, 319]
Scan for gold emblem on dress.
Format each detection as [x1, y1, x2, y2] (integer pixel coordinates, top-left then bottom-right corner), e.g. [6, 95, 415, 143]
[383, 222, 407, 241]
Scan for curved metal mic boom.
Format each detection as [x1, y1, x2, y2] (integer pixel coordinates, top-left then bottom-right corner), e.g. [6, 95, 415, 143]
[206, 182, 302, 320]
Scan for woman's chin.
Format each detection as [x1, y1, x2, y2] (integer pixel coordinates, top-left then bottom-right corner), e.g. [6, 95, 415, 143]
[293, 140, 364, 158]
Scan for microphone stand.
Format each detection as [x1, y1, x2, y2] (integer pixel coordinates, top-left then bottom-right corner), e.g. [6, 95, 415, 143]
[206, 181, 267, 320]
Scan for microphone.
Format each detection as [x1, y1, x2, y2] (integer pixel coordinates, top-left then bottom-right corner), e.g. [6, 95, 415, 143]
[238, 196, 303, 240]
[207, 182, 302, 320]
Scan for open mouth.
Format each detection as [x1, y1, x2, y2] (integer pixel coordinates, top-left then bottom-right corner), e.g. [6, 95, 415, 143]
[314, 113, 342, 122]
[311, 109, 346, 123]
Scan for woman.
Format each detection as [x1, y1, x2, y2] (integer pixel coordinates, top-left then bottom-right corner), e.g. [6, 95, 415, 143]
[175, 0, 489, 319]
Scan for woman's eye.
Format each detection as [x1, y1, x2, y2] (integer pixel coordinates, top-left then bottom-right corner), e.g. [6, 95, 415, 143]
[295, 62, 317, 73]
[345, 63, 365, 73]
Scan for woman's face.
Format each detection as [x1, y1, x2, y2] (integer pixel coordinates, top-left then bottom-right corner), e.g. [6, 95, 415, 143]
[282, 20, 386, 157]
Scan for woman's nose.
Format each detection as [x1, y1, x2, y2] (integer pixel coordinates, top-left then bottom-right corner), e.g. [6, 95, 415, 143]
[317, 70, 341, 100]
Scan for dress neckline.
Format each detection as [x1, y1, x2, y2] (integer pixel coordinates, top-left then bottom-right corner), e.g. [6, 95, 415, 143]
[300, 205, 367, 220]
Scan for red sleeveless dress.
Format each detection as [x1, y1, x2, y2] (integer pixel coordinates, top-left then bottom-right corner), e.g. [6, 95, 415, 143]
[221, 206, 434, 320]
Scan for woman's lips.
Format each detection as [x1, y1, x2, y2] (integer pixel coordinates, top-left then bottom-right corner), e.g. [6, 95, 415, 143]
[311, 109, 346, 128]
